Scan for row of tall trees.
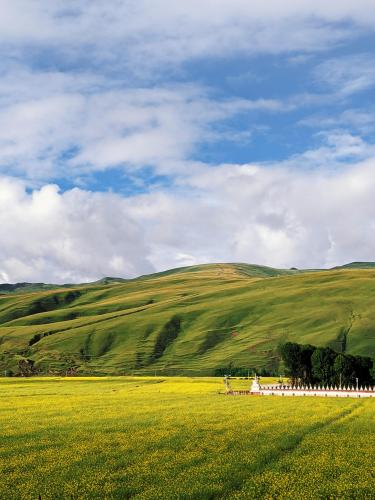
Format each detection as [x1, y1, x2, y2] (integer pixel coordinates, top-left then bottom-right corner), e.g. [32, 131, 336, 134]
[279, 342, 373, 386]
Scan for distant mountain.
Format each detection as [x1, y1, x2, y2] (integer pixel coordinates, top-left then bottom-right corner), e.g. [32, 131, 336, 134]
[135, 262, 298, 282]
[332, 262, 375, 270]
[0, 282, 68, 294]
[0, 277, 127, 294]
[0, 263, 294, 295]
[1, 261, 373, 293]
[1, 262, 374, 376]
[91, 277, 128, 285]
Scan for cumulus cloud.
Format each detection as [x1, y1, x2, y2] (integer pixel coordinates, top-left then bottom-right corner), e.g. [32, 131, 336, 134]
[126, 157, 375, 272]
[0, 177, 153, 283]
[2, 150, 375, 283]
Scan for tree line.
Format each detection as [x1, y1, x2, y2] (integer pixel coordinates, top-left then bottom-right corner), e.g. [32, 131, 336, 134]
[279, 342, 374, 386]
[214, 365, 276, 377]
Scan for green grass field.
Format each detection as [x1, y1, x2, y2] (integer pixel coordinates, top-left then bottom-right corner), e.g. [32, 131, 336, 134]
[1, 377, 374, 499]
[1, 263, 375, 375]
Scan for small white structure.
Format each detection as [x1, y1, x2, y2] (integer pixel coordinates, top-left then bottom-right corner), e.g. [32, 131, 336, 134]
[248, 375, 375, 398]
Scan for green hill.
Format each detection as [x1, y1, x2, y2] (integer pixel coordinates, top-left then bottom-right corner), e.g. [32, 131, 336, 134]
[1, 262, 375, 376]
[0, 282, 69, 294]
[332, 261, 375, 270]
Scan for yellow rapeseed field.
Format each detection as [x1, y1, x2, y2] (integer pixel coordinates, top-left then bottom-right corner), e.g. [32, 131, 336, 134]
[0, 377, 374, 499]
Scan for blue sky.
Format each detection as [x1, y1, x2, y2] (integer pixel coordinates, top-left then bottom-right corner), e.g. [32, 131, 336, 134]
[1, 1, 375, 282]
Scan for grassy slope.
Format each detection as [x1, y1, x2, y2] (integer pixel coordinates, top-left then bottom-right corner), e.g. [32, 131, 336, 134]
[333, 261, 375, 270]
[0, 263, 375, 374]
[0, 277, 128, 294]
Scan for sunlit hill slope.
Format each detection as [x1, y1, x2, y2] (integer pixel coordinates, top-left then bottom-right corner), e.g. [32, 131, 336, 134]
[0, 263, 374, 375]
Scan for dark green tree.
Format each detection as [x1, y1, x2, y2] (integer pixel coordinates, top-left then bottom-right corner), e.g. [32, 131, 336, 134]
[280, 342, 316, 384]
[280, 341, 373, 387]
[299, 344, 316, 384]
[353, 356, 373, 386]
[333, 353, 355, 386]
[311, 347, 335, 385]
[279, 342, 302, 383]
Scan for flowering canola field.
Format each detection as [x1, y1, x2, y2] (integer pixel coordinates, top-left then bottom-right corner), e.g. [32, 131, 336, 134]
[0, 377, 374, 499]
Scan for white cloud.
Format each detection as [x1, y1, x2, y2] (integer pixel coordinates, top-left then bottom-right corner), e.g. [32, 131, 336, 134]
[0, 177, 153, 283]
[300, 109, 375, 134]
[314, 54, 375, 96]
[0, 1, 374, 73]
[2, 151, 375, 283]
[0, 1, 375, 283]
[285, 131, 375, 168]
[0, 68, 291, 179]
[126, 156, 375, 272]
[0, 3, 371, 183]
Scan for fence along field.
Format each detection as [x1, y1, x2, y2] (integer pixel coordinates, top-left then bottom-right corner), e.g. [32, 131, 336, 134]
[1, 377, 374, 499]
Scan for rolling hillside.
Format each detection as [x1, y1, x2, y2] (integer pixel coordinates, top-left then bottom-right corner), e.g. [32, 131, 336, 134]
[0, 263, 375, 375]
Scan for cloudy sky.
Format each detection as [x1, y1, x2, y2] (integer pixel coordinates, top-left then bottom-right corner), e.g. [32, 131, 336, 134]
[1, 1, 375, 282]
